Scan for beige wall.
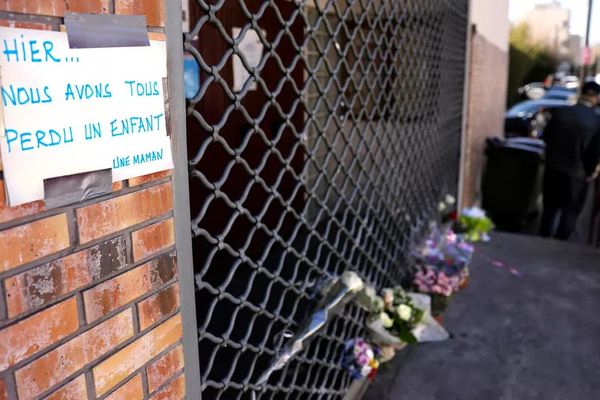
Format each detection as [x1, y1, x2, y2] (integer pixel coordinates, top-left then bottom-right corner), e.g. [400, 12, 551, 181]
[461, 0, 510, 207]
[470, 0, 510, 52]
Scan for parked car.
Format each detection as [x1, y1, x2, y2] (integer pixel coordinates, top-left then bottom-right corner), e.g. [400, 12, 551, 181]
[584, 75, 600, 84]
[505, 99, 571, 137]
[542, 86, 577, 103]
[561, 75, 580, 90]
[518, 82, 546, 100]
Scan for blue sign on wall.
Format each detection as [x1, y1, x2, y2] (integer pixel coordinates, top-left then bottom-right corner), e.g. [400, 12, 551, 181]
[184, 54, 200, 99]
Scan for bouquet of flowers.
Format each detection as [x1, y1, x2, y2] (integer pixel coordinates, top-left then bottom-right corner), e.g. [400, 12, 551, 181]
[413, 229, 473, 275]
[341, 338, 380, 380]
[458, 207, 493, 242]
[438, 194, 458, 223]
[370, 287, 425, 344]
[412, 265, 466, 316]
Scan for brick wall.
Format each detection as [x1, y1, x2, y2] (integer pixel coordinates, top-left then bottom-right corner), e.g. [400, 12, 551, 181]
[0, 2, 185, 399]
[461, 29, 509, 207]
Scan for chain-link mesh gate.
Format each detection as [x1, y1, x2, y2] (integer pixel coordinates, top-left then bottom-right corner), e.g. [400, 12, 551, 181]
[182, 0, 468, 398]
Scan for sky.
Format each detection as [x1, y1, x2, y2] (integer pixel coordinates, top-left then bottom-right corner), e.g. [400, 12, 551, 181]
[509, 0, 600, 46]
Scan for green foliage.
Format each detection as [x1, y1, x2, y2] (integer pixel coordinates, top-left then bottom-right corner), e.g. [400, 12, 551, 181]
[431, 294, 450, 317]
[378, 287, 425, 344]
[510, 22, 530, 52]
[507, 22, 560, 106]
[459, 215, 494, 242]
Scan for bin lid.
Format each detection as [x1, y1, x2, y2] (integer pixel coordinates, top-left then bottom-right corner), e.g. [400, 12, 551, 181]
[487, 137, 545, 155]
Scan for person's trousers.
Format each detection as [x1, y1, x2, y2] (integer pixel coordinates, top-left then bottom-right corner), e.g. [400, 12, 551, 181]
[540, 176, 588, 240]
[590, 178, 600, 247]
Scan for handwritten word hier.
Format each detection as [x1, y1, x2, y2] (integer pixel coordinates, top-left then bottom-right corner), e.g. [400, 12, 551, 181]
[0, 27, 173, 206]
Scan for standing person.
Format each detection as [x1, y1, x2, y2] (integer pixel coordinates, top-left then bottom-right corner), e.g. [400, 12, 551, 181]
[591, 176, 600, 247]
[540, 81, 600, 240]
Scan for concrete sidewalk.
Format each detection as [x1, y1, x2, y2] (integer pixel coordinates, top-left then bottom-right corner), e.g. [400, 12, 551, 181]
[363, 232, 600, 400]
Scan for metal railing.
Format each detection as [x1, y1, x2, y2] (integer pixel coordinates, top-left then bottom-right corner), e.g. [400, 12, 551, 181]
[180, 1, 468, 398]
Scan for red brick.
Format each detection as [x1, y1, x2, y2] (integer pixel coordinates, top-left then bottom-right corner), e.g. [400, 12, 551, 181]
[0, 20, 53, 30]
[4, 237, 127, 317]
[76, 183, 173, 244]
[146, 345, 184, 393]
[0, 298, 78, 372]
[105, 374, 143, 400]
[44, 375, 87, 400]
[112, 181, 124, 192]
[0, 180, 45, 224]
[148, 32, 166, 42]
[150, 374, 185, 400]
[15, 309, 133, 399]
[0, 0, 109, 15]
[115, 0, 165, 27]
[0, 214, 70, 272]
[132, 218, 174, 261]
[0, 377, 7, 400]
[93, 314, 182, 396]
[83, 252, 177, 322]
[138, 284, 180, 331]
[128, 170, 171, 187]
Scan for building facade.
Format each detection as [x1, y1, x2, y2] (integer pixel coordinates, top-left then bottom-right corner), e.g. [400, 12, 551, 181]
[521, 1, 571, 56]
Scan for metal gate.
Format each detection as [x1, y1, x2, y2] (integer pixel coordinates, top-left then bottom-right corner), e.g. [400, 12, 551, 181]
[179, 0, 469, 398]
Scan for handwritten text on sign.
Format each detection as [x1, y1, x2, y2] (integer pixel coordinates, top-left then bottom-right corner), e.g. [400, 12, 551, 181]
[0, 27, 173, 206]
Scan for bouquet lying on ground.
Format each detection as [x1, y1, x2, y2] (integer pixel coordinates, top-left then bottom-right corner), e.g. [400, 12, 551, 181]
[413, 228, 474, 276]
[341, 338, 380, 380]
[370, 287, 425, 344]
[368, 287, 424, 349]
[457, 207, 493, 242]
[438, 194, 458, 223]
[412, 265, 467, 315]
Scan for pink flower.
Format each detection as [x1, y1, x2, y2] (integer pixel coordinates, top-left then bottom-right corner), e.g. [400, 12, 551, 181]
[415, 284, 425, 292]
[441, 285, 453, 296]
[357, 353, 370, 366]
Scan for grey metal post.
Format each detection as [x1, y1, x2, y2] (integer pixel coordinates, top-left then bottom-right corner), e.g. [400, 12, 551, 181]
[165, 1, 202, 398]
[584, 0, 594, 77]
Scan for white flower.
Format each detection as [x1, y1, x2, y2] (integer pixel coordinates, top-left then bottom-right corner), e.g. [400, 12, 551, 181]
[364, 286, 376, 299]
[462, 207, 485, 219]
[361, 365, 373, 377]
[396, 304, 412, 321]
[379, 312, 393, 328]
[445, 195, 456, 205]
[341, 271, 364, 292]
[438, 202, 447, 212]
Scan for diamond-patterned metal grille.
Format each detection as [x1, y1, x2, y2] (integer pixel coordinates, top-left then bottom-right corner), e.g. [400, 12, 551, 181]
[184, 1, 468, 398]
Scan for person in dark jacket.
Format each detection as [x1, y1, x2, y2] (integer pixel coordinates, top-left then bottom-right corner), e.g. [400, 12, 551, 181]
[540, 81, 600, 240]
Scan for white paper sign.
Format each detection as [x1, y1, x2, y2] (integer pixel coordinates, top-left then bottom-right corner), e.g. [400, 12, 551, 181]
[0, 27, 173, 206]
[232, 27, 264, 92]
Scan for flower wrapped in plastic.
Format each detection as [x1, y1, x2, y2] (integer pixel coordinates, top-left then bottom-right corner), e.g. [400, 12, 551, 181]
[367, 287, 448, 349]
[341, 338, 380, 380]
[412, 264, 467, 316]
[413, 227, 474, 275]
[458, 207, 493, 242]
[438, 194, 458, 223]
